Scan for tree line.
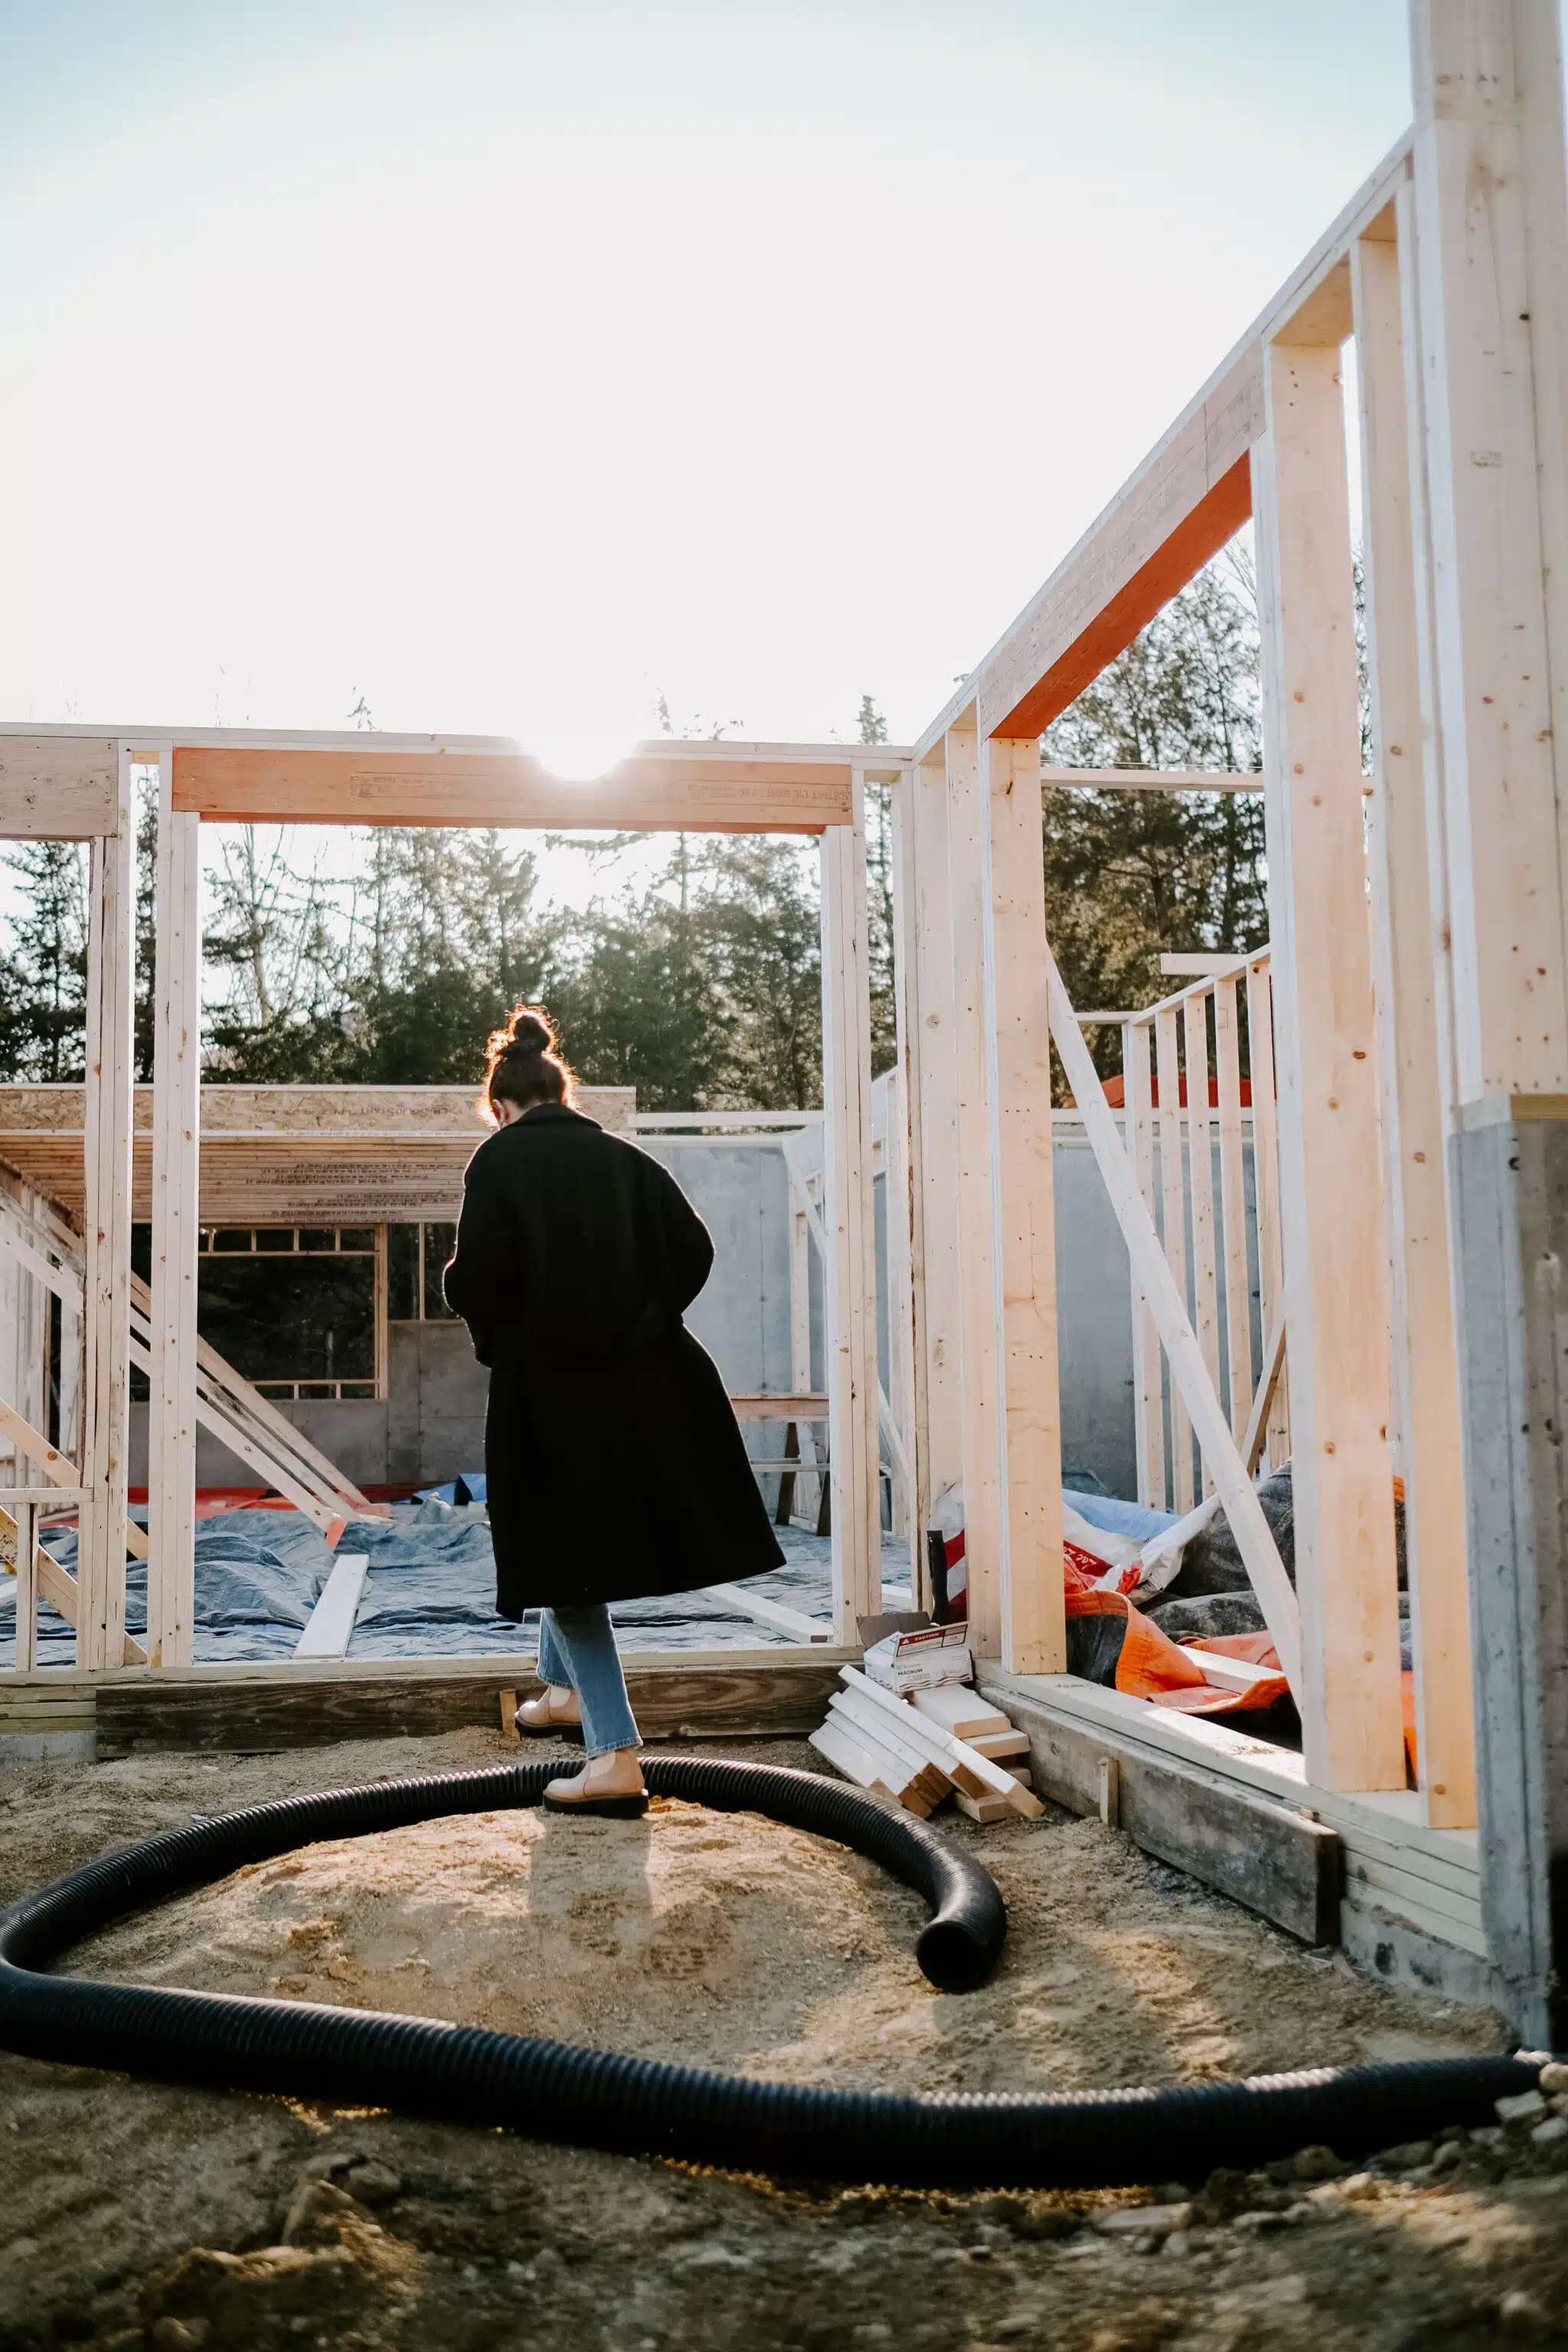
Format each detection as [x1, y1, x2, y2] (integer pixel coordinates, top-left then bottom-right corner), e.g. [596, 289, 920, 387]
[0, 554, 1267, 1107]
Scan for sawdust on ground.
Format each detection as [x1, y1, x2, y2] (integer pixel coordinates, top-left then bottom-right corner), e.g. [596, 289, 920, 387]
[1, 1725, 1562, 2352]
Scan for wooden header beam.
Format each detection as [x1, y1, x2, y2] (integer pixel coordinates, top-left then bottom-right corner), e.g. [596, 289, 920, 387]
[172, 746, 858, 832]
[0, 728, 915, 839]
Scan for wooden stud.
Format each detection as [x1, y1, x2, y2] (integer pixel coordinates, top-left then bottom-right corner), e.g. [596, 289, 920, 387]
[1124, 1019, 1167, 1509]
[909, 1683, 1012, 1740]
[910, 749, 965, 1548]
[1407, 9, 1568, 1105]
[887, 779, 926, 1564]
[1213, 976, 1255, 1437]
[11, 1497, 38, 1673]
[830, 1687, 953, 1798]
[76, 750, 136, 1671]
[945, 725, 1003, 1657]
[1246, 956, 1290, 1468]
[953, 1788, 1011, 1824]
[1404, 0, 1568, 2043]
[1155, 1006, 1195, 1509]
[1252, 344, 1405, 1794]
[878, 1076, 914, 1541]
[1243, 1312, 1289, 1479]
[1183, 988, 1221, 1490]
[1353, 211, 1476, 1831]
[978, 737, 1066, 1674]
[820, 768, 880, 1640]
[373, 1220, 390, 1401]
[779, 1207, 815, 1526]
[148, 759, 201, 1668]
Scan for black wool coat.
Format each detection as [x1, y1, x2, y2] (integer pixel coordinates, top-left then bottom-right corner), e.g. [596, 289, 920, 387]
[443, 1102, 786, 1617]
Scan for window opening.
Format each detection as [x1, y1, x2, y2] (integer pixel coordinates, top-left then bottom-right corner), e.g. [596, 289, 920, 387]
[129, 1225, 387, 1402]
[386, 1223, 459, 1323]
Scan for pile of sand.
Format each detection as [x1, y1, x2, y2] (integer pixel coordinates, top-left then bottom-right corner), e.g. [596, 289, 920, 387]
[70, 1764, 1491, 2099]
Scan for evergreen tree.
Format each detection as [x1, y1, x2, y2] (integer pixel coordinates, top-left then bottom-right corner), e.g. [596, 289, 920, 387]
[1040, 550, 1267, 1080]
[0, 838, 88, 1079]
[133, 775, 158, 1081]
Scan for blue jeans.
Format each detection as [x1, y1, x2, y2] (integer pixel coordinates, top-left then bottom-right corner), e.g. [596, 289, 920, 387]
[537, 1606, 640, 1757]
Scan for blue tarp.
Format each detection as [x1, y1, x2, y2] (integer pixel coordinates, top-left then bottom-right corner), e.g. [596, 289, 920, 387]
[1, 1501, 913, 1667]
[1063, 1488, 1178, 1543]
[414, 1472, 488, 1506]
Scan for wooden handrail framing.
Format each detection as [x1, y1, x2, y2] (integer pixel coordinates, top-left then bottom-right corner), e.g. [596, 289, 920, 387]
[1046, 946, 1302, 1694]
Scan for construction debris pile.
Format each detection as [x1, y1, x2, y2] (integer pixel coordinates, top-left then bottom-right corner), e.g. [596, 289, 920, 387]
[811, 1627, 1044, 1826]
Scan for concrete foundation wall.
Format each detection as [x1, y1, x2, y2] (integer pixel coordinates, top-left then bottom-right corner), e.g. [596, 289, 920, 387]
[638, 1141, 796, 1396]
[127, 1321, 488, 1494]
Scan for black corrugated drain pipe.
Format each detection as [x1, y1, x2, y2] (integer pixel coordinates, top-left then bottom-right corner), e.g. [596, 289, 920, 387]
[0, 1756, 1551, 2188]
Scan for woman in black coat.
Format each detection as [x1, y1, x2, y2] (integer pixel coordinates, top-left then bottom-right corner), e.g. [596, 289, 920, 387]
[443, 1004, 786, 1815]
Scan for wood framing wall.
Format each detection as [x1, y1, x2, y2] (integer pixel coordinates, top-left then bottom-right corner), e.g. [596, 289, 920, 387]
[1403, 0, 1568, 2046]
[0, 731, 897, 1681]
[1253, 330, 1406, 1795]
[884, 0, 1568, 2034]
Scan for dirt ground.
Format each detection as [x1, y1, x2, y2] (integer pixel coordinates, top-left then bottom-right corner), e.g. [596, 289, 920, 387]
[2, 1724, 1565, 2352]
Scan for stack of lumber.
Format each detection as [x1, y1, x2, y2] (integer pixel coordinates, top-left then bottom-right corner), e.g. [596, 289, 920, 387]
[809, 1666, 1044, 1824]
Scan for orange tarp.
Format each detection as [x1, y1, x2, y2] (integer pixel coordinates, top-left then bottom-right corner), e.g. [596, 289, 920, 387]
[1063, 1588, 1290, 1716]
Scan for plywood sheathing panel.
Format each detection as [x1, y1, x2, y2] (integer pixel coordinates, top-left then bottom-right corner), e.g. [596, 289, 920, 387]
[0, 1083, 635, 1223]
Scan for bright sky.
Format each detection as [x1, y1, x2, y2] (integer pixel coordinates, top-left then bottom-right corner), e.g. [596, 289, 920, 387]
[0, 2, 1413, 775]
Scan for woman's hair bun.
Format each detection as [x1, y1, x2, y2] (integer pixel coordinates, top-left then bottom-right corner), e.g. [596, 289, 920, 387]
[500, 1011, 552, 1057]
[482, 1001, 576, 1119]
